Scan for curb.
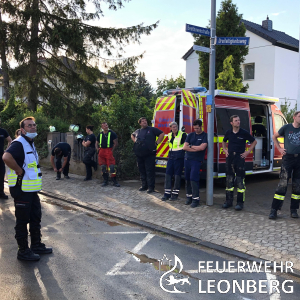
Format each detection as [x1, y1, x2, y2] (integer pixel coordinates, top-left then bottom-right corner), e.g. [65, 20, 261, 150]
[39, 190, 300, 279]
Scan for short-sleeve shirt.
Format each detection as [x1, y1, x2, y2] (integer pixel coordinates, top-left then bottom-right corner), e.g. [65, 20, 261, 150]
[0, 128, 9, 153]
[132, 126, 163, 150]
[185, 131, 208, 162]
[97, 130, 117, 148]
[223, 128, 255, 154]
[85, 134, 96, 148]
[5, 134, 34, 168]
[278, 124, 300, 154]
[51, 142, 71, 157]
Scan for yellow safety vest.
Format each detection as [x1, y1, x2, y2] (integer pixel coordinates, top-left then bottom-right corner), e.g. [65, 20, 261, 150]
[99, 131, 111, 148]
[7, 136, 42, 192]
[168, 131, 184, 151]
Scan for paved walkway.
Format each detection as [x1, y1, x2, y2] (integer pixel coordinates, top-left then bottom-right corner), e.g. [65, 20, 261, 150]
[17, 168, 300, 270]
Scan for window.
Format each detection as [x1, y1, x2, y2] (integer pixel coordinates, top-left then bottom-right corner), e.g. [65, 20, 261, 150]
[274, 114, 287, 133]
[216, 108, 250, 135]
[244, 63, 255, 80]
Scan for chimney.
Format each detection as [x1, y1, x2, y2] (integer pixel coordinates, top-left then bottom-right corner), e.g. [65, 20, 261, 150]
[262, 16, 272, 31]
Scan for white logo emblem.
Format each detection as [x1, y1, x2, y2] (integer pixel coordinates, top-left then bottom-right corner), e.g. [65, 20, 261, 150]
[159, 255, 191, 293]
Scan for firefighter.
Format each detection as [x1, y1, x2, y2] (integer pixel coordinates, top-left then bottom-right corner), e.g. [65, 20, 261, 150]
[96, 122, 120, 187]
[269, 111, 300, 219]
[222, 115, 257, 211]
[3, 117, 52, 261]
[50, 142, 71, 180]
[131, 117, 164, 193]
[161, 122, 187, 201]
[182, 119, 207, 208]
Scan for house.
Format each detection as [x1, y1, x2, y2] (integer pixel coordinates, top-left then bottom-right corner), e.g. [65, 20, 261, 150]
[182, 17, 299, 107]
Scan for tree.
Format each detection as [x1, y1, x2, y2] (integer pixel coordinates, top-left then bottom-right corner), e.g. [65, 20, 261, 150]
[216, 55, 243, 91]
[155, 74, 185, 97]
[1, 0, 158, 112]
[194, 0, 248, 92]
[281, 99, 296, 123]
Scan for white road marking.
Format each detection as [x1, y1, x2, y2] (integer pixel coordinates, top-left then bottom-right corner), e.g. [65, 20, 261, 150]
[34, 267, 50, 300]
[266, 273, 281, 300]
[106, 233, 155, 276]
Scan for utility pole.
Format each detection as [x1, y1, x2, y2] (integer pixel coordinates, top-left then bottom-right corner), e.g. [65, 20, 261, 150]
[297, 27, 300, 110]
[206, 0, 217, 206]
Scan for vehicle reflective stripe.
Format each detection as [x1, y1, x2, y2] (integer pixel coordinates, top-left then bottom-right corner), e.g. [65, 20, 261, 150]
[100, 132, 111, 148]
[278, 138, 284, 143]
[214, 137, 224, 143]
[182, 90, 196, 107]
[226, 187, 234, 191]
[156, 136, 169, 158]
[199, 96, 204, 120]
[155, 96, 176, 111]
[291, 194, 300, 199]
[274, 194, 285, 200]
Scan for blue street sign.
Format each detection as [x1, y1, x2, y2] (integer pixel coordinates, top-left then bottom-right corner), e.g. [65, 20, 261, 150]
[206, 95, 212, 105]
[216, 37, 250, 46]
[186, 24, 210, 37]
[193, 45, 211, 53]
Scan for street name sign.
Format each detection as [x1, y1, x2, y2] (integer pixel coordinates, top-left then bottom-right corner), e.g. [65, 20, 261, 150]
[216, 37, 250, 46]
[186, 24, 210, 37]
[193, 45, 211, 53]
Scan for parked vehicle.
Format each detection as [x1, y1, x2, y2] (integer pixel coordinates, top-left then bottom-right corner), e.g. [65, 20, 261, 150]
[153, 89, 287, 180]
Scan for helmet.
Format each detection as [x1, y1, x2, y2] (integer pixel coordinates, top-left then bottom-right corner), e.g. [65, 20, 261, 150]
[76, 134, 84, 140]
[69, 124, 79, 132]
[49, 126, 56, 132]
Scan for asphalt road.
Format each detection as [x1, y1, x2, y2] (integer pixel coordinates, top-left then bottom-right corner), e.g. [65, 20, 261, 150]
[0, 193, 299, 300]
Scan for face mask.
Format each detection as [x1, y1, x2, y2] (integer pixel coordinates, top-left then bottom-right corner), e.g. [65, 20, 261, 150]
[25, 132, 38, 139]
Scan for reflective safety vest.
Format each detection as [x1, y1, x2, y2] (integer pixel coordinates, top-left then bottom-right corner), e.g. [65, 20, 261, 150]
[7, 136, 42, 192]
[99, 131, 111, 148]
[168, 131, 184, 151]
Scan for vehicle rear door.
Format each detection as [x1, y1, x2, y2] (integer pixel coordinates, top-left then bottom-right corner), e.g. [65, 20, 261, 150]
[180, 89, 198, 134]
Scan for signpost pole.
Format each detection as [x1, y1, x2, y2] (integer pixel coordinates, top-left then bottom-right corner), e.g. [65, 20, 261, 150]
[206, 0, 216, 206]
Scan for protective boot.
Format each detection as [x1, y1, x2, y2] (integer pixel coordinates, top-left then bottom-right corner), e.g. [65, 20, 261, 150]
[291, 209, 299, 218]
[112, 176, 120, 187]
[139, 179, 148, 191]
[185, 197, 192, 205]
[101, 173, 109, 187]
[190, 199, 200, 208]
[30, 232, 52, 254]
[269, 208, 277, 220]
[222, 191, 233, 208]
[56, 172, 61, 180]
[17, 238, 40, 261]
[235, 202, 244, 211]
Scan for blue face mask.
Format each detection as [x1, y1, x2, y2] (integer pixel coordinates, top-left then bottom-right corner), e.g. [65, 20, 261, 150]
[25, 132, 38, 139]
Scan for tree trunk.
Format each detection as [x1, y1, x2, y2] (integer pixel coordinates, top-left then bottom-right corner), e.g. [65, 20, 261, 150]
[28, 0, 39, 111]
[0, 10, 10, 103]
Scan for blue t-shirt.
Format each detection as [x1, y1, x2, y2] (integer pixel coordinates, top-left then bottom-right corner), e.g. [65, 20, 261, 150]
[223, 128, 255, 154]
[185, 131, 208, 162]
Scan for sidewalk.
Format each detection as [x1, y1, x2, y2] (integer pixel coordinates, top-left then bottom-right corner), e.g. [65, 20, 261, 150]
[36, 168, 300, 270]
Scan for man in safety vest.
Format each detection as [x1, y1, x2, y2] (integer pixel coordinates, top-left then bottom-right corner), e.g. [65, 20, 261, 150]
[3, 117, 52, 261]
[161, 122, 187, 201]
[96, 122, 120, 187]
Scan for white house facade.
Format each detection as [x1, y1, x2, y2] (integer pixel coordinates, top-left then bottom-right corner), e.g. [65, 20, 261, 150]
[182, 17, 299, 108]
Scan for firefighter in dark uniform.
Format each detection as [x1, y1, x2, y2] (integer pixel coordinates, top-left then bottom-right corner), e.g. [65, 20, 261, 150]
[269, 111, 300, 219]
[182, 119, 208, 208]
[50, 142, 71, 180]
[161, 122, 187, 201]
[82, 125, 97, 181]
[0, 118, 12, 199]
[222, 115, 257, 211]
[131, 117, 164, 193]
[3, 117, 52, 261]
[96, 122, 120, 187]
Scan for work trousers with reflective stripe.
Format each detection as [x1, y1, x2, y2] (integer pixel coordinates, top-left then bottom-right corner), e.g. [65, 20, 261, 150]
[226, 153, 246, 204]
[271, 154, 300, 210]
[10, 185, 41, 240]
[184, 159, 201, 201]
[164, 158, 184, 198]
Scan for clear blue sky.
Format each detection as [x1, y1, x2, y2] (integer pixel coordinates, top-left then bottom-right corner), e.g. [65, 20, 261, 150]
[95, 0, 300, 87]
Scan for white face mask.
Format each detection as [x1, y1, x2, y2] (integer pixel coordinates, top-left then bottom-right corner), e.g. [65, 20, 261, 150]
[25, 131, 38, 139]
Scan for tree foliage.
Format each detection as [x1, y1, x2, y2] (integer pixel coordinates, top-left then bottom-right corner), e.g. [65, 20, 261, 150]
[155, 74, 185, 97]
[1, 0, 158, 113]
[194, 0, 248, 92]
[281, 99, 296, 123]
[216, 55, 243, 92]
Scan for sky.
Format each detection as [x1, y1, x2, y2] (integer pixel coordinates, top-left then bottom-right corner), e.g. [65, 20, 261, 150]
[95, 0, 299, 88]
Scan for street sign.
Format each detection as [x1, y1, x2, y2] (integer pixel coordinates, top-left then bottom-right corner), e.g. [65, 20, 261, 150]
[186, 24, 211, 37]
[193, 45, 211, 53]
[216, 37, 250, 46]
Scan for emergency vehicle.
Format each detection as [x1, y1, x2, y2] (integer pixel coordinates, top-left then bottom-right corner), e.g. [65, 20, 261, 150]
[153, 88, 287, 181]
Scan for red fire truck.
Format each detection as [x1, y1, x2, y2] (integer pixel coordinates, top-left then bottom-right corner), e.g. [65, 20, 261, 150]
[153, 88, 286, 180]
